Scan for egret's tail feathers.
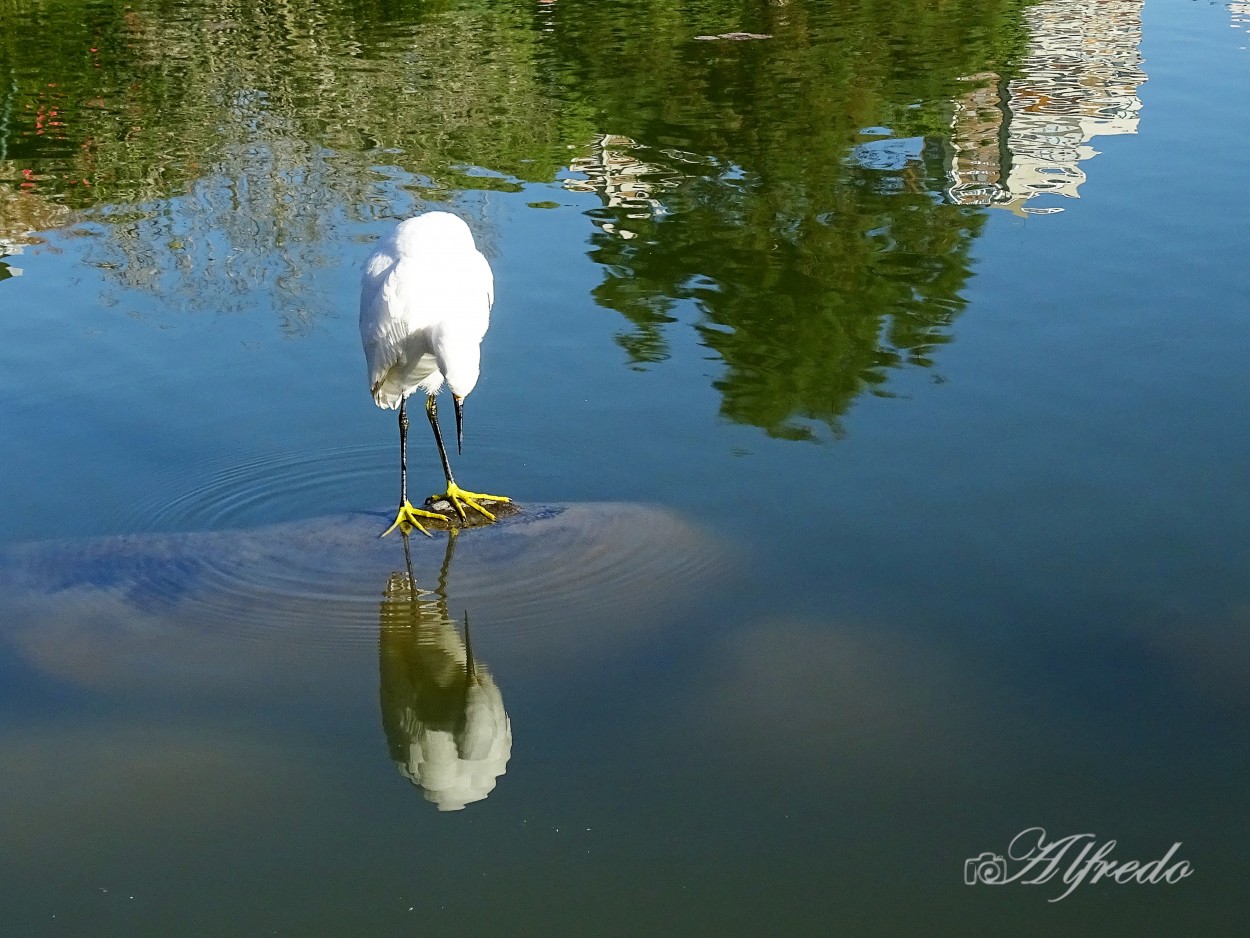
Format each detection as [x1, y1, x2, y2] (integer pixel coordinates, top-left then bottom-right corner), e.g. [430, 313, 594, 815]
[371, 378, 404, 410]
[369, 354, 443, 410]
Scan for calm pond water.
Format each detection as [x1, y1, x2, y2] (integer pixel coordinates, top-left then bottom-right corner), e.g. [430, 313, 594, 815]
[2, 0, 1249, 934]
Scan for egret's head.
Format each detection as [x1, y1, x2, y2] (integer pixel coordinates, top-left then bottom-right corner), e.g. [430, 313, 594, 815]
[441, 344, 480, 401]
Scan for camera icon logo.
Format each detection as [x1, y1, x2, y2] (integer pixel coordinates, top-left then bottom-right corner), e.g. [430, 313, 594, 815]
[964, 852, 1008, 885]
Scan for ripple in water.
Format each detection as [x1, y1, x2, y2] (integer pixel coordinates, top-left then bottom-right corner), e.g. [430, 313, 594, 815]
[124, 435, 516, 535]
[123, 443, 388, 535]
[1, 504, 733, 679]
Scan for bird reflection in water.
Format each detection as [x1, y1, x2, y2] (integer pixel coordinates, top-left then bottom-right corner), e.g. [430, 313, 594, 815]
[378, 529, 511, 810]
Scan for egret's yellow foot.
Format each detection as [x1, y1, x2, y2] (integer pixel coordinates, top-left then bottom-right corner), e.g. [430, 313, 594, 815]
[380, 500, 443, 538]
[431, 482, 511, 523]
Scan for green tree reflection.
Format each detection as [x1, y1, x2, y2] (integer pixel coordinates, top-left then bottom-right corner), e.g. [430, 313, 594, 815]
[1, 0, 1032, 436]
[547, 0, 1029, 438]
[0, 0, 585, 205]
[0, 0, 595, 325]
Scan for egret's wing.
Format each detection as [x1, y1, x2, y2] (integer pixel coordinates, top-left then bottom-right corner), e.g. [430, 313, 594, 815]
[360, 244, 439, 407]
[359, 241, 401, 389]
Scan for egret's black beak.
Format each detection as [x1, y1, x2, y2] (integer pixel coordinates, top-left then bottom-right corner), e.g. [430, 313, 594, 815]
[453, 395, 464, 455]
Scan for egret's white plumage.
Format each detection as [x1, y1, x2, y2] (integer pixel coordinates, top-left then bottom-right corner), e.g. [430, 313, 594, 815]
[360, 212, 494, 408]
[360, 211, 509, 537]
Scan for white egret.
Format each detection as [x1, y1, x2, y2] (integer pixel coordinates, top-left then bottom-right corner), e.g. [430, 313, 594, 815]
[360, 212, 510, 537]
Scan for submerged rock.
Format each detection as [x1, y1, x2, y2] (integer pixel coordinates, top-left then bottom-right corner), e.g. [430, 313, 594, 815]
[0, 501, 730, 692]
[416, 495, 518, 529]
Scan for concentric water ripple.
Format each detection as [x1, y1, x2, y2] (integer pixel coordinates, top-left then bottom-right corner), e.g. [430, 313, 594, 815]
[1, 505, 733, 678]
[122, 443, 391, 535]
[123, 435, 518, 536]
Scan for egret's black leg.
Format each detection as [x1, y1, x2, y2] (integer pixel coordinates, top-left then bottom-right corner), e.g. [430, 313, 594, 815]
[380, 397, 442, 538]
[399, 398, 409, 507]
[423, 396, 510, 524]
[425, 395, 457, 490]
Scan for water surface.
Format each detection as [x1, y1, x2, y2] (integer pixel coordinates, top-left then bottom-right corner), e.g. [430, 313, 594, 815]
[2, 0, 1248, 934]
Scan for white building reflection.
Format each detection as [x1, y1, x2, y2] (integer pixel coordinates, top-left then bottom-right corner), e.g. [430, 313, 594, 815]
[947, 0, 1146, 214]
[0, 185, 71, 276]
[563, 133, 681, 237]
[1232, 0, 1250, 38]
